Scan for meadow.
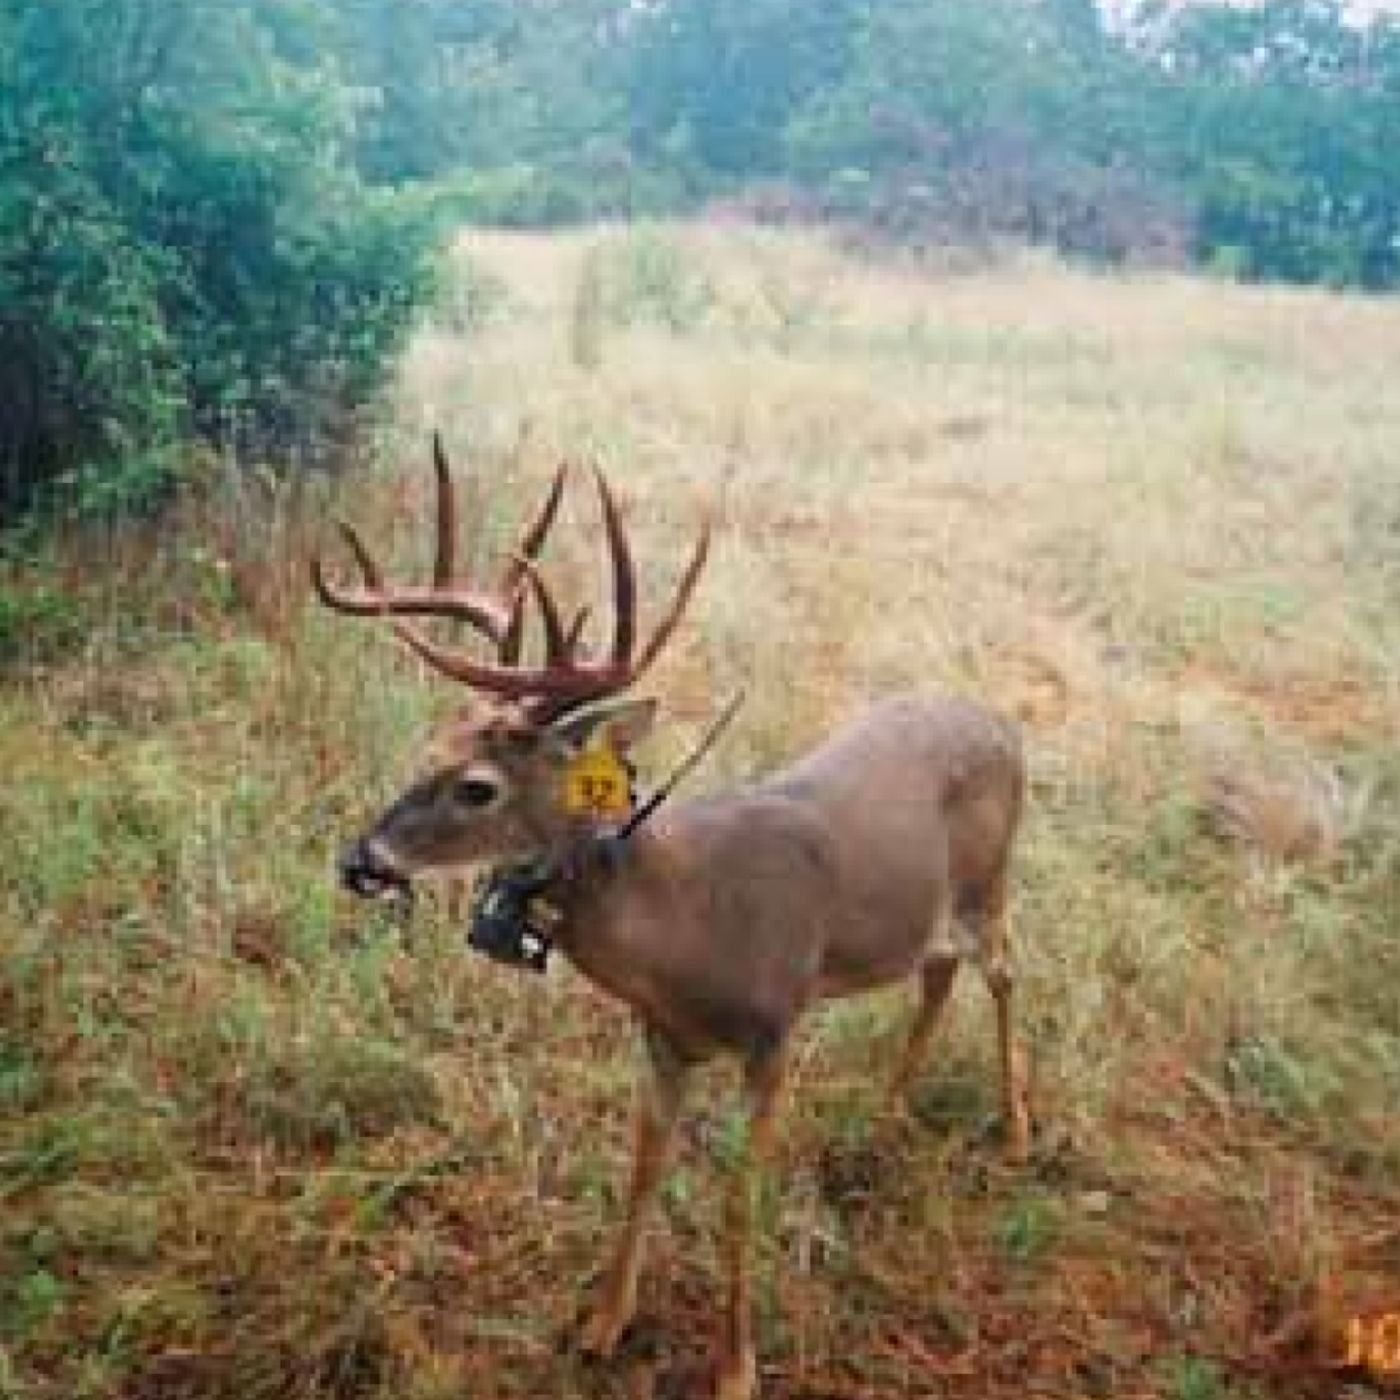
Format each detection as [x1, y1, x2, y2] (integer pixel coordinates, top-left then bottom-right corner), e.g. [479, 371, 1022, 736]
[1, 223, 1397, 1399]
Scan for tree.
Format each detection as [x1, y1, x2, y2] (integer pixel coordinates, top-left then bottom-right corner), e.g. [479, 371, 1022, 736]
[625, 0, 860, 177]
[1142, 0, 1400, 285]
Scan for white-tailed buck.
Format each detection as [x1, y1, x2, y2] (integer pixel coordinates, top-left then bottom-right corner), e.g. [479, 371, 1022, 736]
[314, 439, 1030, 1400]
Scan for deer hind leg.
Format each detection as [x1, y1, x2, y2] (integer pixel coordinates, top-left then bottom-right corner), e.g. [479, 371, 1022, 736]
[716, 1041, 788, 1400]
[887, 953, 960, 1105]
[977, 880, 1031, 1161]
[580, 1028, 691, 1358]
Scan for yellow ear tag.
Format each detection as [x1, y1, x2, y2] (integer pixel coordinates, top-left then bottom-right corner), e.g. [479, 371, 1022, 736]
[562, 737, 633, 820]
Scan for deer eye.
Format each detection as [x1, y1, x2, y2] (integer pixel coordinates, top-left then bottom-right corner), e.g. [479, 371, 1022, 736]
[454, 776, 501, 809]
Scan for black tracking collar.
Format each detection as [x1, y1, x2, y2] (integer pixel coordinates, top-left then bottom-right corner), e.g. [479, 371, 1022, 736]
[467, 858, 559, 973]
[466, 833, 624, 974]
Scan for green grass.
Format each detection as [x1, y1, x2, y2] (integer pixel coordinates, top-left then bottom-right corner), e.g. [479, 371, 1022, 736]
[1, 221, 1397, 1399]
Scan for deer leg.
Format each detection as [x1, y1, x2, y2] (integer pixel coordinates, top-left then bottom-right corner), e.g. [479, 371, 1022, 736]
[978, 888, 1030, 1162]
[715, 1043, 787, 1400]
[888, 954, 960, 1105]
[580, 1029, 691, 1358]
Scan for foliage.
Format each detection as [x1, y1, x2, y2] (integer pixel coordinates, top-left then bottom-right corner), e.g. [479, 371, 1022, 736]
[1139, 0, 1400, 287]
[624, 0, 862, 177]
[0, 0, 441, 519]
[413, 0, 1399, 290]
[772, 0, 1185, 261]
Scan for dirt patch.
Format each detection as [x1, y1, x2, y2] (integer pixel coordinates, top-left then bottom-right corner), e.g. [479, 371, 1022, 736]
[1178, 663, 1393, 745]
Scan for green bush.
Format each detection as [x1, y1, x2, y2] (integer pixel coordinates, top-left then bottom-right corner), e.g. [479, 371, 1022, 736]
[0, 0, 442, 520]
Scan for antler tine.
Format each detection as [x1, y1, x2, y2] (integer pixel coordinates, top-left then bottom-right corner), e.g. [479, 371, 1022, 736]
[498, 588, 526, 666]
[592, 467, 636, 666]
[431, 432, 457, 588]
[434, 438, 566, 600]
[309, 520, 387, 614]
[504, 463, 567, 591]
[634, 521, 711, 676]
[564, 606, 591, 657]
[339, 520, 385, 591]
[515, 555, 571, 666]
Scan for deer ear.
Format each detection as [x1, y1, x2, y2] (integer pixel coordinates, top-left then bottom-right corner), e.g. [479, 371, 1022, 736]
[547, 697, 657, 755]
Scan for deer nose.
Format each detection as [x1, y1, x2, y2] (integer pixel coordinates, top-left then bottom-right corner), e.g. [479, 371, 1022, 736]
[338, 839, 412, 902]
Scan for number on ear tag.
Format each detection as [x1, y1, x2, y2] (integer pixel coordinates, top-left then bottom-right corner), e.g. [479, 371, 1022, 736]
[562, 739, 633, 820]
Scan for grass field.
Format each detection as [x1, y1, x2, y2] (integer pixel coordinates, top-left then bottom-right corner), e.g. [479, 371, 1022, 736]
[2, 222, 1398, 1400]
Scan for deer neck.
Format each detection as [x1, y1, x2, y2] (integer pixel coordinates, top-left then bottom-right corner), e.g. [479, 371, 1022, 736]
[539, 822, 689, 1027]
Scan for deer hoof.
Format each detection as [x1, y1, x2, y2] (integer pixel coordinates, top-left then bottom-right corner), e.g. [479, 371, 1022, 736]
[714, 1347, 758, 1400]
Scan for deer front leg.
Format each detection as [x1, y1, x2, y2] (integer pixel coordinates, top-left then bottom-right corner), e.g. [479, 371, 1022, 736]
[580, 1029, 690, 1358]
[716, 1044, 787, 1400]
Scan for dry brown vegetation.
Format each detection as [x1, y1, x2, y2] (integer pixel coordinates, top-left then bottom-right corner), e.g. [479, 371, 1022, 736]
[2, 222, 1398, 1400]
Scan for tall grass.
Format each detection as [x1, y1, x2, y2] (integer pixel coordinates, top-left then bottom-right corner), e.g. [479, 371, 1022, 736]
[1, 222, 1396, 1399]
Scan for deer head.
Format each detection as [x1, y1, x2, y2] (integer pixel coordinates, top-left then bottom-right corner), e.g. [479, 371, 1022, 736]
[312, 438, 709, 897]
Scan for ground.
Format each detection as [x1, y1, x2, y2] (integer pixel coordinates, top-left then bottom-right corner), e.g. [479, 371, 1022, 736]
[1, 222, 1397, 1399]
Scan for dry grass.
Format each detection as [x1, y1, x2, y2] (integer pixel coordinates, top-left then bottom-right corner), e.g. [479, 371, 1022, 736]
[2, 221, 1398, 1400]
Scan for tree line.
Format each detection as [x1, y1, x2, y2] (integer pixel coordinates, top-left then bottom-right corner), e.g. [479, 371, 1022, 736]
[3, 0, 1397, 518]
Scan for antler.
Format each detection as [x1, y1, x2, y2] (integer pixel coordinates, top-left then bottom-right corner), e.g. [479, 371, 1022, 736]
[311, 433, 565, 655]
[390, 467, 710, 722]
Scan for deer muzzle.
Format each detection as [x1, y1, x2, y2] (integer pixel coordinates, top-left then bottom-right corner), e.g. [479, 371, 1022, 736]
[339, 838, 414, 905]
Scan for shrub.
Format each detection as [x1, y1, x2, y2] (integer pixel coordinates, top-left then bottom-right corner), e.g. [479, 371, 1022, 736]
[0, 0, 442, 521]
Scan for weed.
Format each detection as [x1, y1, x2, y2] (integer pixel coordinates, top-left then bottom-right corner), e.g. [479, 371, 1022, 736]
[1225, 1034, 1330, 1123]
[997, 1193, 1060, 1262]
[0, 1038, 42, 1114]
[1169, 1354, 1217, 1400]
[0, 1270, 64, 1341]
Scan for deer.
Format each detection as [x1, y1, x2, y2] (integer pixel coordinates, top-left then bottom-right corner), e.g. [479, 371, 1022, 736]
[313, 438, 1031, 1400]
